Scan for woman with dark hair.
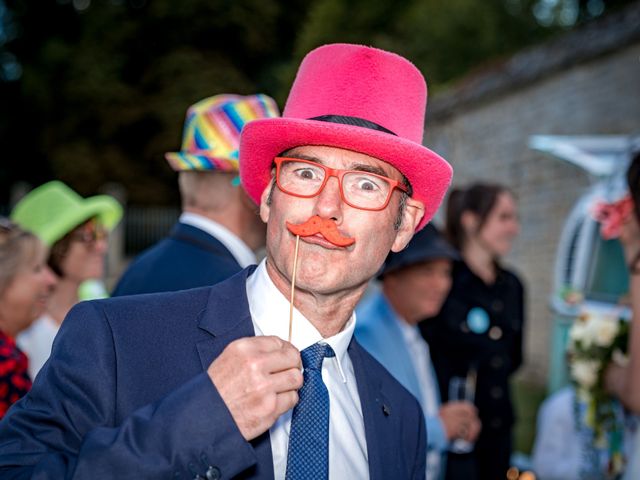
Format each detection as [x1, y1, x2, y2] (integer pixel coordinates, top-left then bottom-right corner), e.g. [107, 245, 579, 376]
[421, 182, 524, 480]
[0, 219, 56, 418]
[604, 151, 640, 479]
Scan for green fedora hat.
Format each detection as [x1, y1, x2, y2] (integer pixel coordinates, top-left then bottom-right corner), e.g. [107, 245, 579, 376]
[11, 181, 123, 247]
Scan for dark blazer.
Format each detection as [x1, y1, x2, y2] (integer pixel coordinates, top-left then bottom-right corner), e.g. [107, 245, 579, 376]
[421, 261, 524, 431]
[421, 260, 524, 480]
[0, 268, 426, 479]
[112, 221, 243, 296]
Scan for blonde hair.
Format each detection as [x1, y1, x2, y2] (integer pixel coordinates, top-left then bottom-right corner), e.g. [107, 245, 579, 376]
[0, 219, 40, 296]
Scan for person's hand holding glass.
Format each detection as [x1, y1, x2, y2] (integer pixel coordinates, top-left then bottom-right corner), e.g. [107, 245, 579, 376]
[447, 369, 480, 453]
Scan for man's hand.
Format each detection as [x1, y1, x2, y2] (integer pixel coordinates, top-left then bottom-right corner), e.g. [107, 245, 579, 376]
[439, 401, 481, 443]
[208, 336, 303, 441]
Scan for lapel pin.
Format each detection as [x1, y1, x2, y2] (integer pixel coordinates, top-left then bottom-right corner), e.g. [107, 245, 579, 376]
[382, 404, 391, 416]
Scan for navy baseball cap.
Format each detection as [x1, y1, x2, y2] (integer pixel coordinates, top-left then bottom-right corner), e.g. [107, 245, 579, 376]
[379, 224, 460, 278]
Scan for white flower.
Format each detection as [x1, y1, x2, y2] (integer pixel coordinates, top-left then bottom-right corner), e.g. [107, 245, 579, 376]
[569, 319, 592, 349]
[591, 316, 619, 347]
[570, 359, 600, 388]
[570, 311, 619, 349]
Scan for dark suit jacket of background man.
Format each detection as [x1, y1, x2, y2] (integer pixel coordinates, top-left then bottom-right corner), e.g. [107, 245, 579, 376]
[0, 267, 427, 479]
[113, 221, 242, 296]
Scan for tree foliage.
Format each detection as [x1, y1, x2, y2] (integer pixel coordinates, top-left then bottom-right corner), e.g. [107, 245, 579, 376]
[291, 0, 549, 90]
[0, 0, 632, 205]
[1, 0, 308, 204]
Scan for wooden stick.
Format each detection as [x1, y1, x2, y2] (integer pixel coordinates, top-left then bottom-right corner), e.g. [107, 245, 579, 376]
[288, 234, 300, 342]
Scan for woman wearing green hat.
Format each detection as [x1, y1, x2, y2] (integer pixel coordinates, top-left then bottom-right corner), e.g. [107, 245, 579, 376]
[0, 218, 57, 418]
[11, 181, 122, 379]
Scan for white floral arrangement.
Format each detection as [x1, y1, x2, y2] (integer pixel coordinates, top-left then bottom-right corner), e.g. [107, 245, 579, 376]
[569, 313, 625, 389]
[568, 310, 629, 477]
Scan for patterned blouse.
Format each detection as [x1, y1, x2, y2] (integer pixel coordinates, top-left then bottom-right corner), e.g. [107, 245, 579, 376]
[0, 330, 32, 418]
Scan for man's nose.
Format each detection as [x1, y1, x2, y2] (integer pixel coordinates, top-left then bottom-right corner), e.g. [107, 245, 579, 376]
[313, 176, 343, 220]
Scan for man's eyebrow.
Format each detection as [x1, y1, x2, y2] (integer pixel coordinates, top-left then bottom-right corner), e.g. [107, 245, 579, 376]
[282, 153, 325, 164]
[280, 154, 391, 178]
[350, 163, 389, 177]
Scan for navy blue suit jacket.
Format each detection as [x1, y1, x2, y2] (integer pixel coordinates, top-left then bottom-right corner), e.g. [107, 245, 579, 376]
[0, 268, 426, 479]
[112, 222, 242, 296]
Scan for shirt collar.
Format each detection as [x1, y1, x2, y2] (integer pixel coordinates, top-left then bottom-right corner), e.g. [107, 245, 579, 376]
[246, 259, 354, 383]
[179, 212, 256, 268]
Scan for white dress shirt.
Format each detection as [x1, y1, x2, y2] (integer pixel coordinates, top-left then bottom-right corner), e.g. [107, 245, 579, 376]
[17, 313, 58, 381]
[531, 387, 583, 480]
[179, 212, 256, 268]
[246, 259, 369, 480]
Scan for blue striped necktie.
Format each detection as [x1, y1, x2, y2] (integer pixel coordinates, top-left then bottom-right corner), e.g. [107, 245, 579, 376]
[285, 343, 335, 480]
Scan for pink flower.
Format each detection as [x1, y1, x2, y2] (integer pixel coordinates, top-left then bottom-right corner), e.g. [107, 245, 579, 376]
[591, 195, 633, 240]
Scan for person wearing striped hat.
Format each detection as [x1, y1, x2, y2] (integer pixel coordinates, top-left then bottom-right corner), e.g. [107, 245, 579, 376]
[112, 94, 280, 296]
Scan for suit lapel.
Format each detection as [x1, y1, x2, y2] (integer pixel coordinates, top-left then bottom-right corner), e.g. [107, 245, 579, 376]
[195, 266, 256, 368]
[194, 266, 274, 480]
[349, 339, 390, 480]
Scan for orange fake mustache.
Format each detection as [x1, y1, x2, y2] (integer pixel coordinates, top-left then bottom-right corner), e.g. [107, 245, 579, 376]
[286, 215, 355, 247]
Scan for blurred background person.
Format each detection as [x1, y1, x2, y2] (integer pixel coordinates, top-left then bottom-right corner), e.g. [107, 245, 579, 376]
[356, 224, 481, 480]
[530, 386, 583, 480]
[605, 150, 640, 480]
[535, 370, 636, 478]
[112, 94, 279, 297]
[422, 183, 524, 480]
[10, 181, 122, 379]
[0, 218, 56, 418]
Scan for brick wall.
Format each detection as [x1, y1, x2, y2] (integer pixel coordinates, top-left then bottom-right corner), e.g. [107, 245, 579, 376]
[424, 43, 640, 384]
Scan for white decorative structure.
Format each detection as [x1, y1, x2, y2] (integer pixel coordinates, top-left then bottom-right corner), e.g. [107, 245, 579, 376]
[528, 134, 638, 392]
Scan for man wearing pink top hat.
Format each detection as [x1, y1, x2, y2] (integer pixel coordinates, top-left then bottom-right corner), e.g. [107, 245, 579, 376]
[113, 94, 280, 296]
[0, 43, 452, 479]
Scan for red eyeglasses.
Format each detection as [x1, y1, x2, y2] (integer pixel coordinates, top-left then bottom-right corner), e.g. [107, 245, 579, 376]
[274, 157, 408, 211]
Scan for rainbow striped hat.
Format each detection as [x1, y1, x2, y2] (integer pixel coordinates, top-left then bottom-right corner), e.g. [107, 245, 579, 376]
[165, 94, 280, 172]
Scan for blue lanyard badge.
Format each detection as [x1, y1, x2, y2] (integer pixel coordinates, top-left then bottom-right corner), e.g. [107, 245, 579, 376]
[466, 307, 490, 334]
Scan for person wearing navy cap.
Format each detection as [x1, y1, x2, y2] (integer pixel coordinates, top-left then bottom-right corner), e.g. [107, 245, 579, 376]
[356, 224, 481, 480]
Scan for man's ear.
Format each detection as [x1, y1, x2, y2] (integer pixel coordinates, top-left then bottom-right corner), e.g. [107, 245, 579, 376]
[390, 197, 425, 253]
[259, 180, 274, 223]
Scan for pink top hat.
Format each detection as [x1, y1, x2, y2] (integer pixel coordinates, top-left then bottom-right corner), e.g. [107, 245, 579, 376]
[239, 43, 452, 230]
